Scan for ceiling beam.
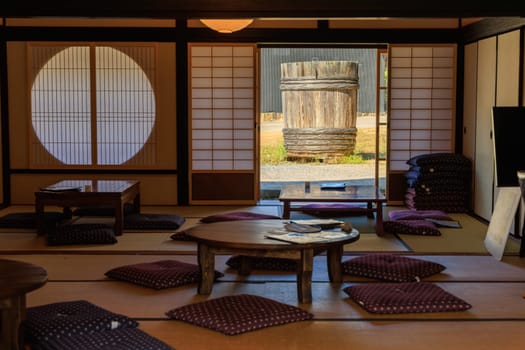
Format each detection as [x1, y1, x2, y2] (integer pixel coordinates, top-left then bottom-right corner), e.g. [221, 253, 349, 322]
[2, 0, 525, 19]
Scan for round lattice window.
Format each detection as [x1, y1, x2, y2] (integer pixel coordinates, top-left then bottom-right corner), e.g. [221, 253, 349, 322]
[31, 46, 155, 165]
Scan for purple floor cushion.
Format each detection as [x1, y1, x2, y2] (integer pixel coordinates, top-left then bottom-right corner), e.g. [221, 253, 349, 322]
[0, 212, 67, 229]
[47, 224, 117, 246]
[300, 203, 364, 217]
[226, 255, 298, 271]
[341, 254, 446, 282]
[166, 294, 313, 335]
[23, 300, 138, 344]
[34, 327, 173, 350]
[124, 213, 185, 230]
[383, 219, 441, 236]
[344, 282, 472, 314]
[105, 259, 223, 290]
[388, 209, 452, 221]
[200, 211, 280, 223]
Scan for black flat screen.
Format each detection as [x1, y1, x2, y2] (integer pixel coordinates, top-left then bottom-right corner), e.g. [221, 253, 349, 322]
[492, 106, 525, 187]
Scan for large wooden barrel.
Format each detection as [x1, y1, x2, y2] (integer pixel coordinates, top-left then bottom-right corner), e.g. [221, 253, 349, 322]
[280, 61, 359, 160]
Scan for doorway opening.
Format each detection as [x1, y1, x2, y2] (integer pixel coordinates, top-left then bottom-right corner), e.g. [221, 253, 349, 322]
[259, 47, 387, 200]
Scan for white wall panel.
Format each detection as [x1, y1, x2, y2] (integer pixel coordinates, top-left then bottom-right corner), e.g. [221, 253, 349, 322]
[388, 44, 456, 172]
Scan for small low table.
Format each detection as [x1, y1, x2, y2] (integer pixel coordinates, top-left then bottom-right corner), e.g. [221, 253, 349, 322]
[279, 183, 386, 234]
[0, 259, 48, 350]
[185, 219, 359, 304]
[35, 180, 140, 235]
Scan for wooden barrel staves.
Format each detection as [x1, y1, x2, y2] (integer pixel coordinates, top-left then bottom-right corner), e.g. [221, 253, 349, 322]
[280, 61, 359, 160]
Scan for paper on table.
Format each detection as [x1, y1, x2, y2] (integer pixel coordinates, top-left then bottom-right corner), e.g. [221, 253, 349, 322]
[265, 229, 349, 244]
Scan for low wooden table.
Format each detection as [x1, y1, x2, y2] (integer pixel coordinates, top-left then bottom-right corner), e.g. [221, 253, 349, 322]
[0, 259, 48, 350]
[35, 180, 140, 235]
[185, 219, 359, 304]
[279, 183, 386, 234]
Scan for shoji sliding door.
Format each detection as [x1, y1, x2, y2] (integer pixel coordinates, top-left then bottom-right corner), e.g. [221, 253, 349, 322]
[387, 44, 457, 203]
[189, 44, 258, 204]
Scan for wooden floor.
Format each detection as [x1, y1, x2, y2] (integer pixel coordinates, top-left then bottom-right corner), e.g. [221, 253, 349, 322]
[2, 204, 525, 350]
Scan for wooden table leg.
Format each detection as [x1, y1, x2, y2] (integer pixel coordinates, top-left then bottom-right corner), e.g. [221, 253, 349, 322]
[197, 243, 215, 294]
[375, 201, 384, 235]
[296, 248, 314, 304]
[0, 295, 25, 350]
[238, 256, 252, 276]
[132, 192, 141, 213]
[114, 200, 124, 236]
[282, 201, 291, 219]
[34, 201, 45, 236]
[326, 245, 343, 282]
[366, 201, 374, 218]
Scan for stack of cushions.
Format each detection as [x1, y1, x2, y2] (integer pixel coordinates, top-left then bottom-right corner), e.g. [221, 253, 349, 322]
[170, 211, 280, 241]
[383, 219, 441, 236]
[105, 259, 224, 289]
[383, 209, 454, 236]
[341, 253, 446, 282]
[404, 153, 472, 212]
[387, 210, 453, 222]
[47, 223, 117, 246]
[22, 300, 172, 349]
[341, 253, 471, 314]
[166, 294, 313, 335]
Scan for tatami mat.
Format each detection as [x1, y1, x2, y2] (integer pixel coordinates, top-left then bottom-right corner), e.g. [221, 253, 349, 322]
[396, 213, 521, 255]
[0, 232, 195, 254]
[0, 231, 409, 254]
[0, 205, 519, 255]
[2, 205, 524, 350]
[25, 280, 525, 320]
[0, 204, 410, 254]
[137, 320, 525, 350]
[4, 254, 525, 283]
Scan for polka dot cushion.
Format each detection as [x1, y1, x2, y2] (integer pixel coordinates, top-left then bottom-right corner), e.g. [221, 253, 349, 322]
[226, 255, 298, 271]
[124, 213, 185, 230]
[166, 294, 313, 335]
[47, 224, 117, 246]
[200, 211, 280, 223]
[35, 327, 173, 350]
[23, 300, 139, 344]
[105, 260, 224, 290]
[388, 209, 452, 221]
[344, 282, 472, 314]
[383, 219, 441, 236]
[300, 203, 363, 217]
[406, 153, 471, 167]
[341, 254, 446, 282]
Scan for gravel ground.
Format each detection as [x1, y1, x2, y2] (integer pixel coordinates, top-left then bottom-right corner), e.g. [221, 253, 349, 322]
[261, 162, 378, 182]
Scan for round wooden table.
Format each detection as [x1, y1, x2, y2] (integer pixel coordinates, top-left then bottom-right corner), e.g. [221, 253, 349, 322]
[0, 259, 48, 350]
[185, 219, 359, 304]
